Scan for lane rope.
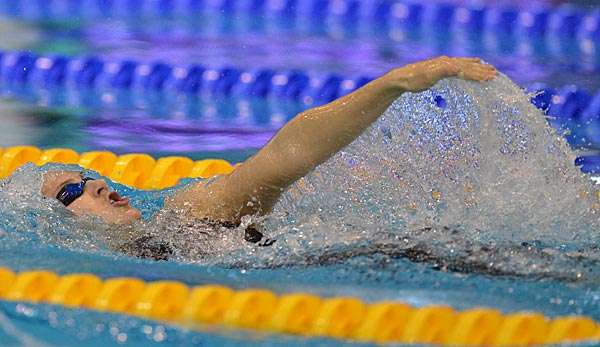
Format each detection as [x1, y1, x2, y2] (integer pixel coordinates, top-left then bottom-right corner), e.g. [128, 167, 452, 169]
[0, 267, 598, 346]
[1, 50, 598, 116]
[1, 1, 598, 46]
[0, 146, 235, 189]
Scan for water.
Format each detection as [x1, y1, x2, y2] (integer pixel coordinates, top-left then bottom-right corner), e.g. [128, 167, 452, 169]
[0, 17, 39, 51]
[2, 10, 600, 163]
[0, 92, 300, 161]
[3, 9, 600, 164]
[4, 72, 600, 345]
[2, 2, 600, 345]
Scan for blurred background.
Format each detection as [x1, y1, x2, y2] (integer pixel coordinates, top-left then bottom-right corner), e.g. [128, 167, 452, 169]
[2, 0, 600, 167]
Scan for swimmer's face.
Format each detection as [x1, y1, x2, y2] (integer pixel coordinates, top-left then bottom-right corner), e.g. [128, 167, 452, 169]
[41, 171, 141, 224]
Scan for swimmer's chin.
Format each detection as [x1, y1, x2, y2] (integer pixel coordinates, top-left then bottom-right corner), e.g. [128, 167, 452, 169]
[127, 208, 142, 221]
[114, 208, 142, 224]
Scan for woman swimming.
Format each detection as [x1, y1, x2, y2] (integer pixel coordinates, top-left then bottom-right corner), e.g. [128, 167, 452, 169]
[38, 56, 496, 257]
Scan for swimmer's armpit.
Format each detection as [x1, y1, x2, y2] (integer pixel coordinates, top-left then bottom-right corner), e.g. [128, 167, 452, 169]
[167, 57, 497, 224]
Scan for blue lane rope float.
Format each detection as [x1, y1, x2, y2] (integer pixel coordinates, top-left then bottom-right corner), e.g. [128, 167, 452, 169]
[0, 50, 596, 109]
[1, 1, 599, 45]
[0, 50, 370, 105]
[1, 0, 599, 66]
[1, 50, 600, 123]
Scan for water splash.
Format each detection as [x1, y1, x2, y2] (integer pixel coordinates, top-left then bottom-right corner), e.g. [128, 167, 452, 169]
[2, 75, 600, 280]
[255, 74, 600, 279]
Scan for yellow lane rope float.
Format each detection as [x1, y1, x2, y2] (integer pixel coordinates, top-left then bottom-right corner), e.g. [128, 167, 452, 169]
[0, 146, 235, 188]
[0, 267, 599, 346]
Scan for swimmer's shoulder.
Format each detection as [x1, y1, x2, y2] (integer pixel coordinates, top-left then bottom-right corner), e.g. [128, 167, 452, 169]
[163, 174, 243, 223]
[159, 188, 276, 247]
[164, 154, 289, 223]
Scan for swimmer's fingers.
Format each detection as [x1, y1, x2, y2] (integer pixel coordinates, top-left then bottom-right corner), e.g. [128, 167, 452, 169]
[384, 56, 496, 93]
[458, 59, 496, 73]
[470, 64, 497, 81]
[454, 59, 497, 81]
[455, 57, 482, 63]
[457, 66, 495, 81]
[433, 56, 496, 81]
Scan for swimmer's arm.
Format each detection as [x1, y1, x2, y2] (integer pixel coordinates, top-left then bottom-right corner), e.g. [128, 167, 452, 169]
[167, 56, 496, 223]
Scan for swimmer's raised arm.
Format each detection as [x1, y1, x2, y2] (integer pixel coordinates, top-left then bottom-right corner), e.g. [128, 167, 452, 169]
[166, 56, 497, 223]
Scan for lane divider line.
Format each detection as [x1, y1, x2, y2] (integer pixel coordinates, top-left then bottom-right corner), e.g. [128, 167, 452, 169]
[0, 267, 599, 346]
[0, 146, 235, 189]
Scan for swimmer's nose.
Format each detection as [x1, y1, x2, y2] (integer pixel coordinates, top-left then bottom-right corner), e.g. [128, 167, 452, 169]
[86, 179, 109, 198]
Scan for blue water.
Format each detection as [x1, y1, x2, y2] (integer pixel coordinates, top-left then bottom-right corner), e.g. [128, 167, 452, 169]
[0, 89, 301, 161]
[3, 2, 600, 346]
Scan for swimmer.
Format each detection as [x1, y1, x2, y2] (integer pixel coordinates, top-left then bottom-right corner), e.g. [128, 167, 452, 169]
[39, 56, 496, 254]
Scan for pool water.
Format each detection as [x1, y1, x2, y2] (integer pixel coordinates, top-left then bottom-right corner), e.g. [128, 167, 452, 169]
[3, 1, 600, 346]
[0, 91, 297, 161]
[1, 240, 599, 346]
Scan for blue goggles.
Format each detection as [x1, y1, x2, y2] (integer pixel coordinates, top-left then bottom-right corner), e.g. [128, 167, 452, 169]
[56, 177, 95, 206]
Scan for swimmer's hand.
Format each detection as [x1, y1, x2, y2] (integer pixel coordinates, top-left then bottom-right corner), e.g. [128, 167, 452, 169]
[383, 56, 497, 93]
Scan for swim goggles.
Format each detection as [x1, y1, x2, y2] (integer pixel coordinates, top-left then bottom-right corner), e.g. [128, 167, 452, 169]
[56, 177, 95, 206]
